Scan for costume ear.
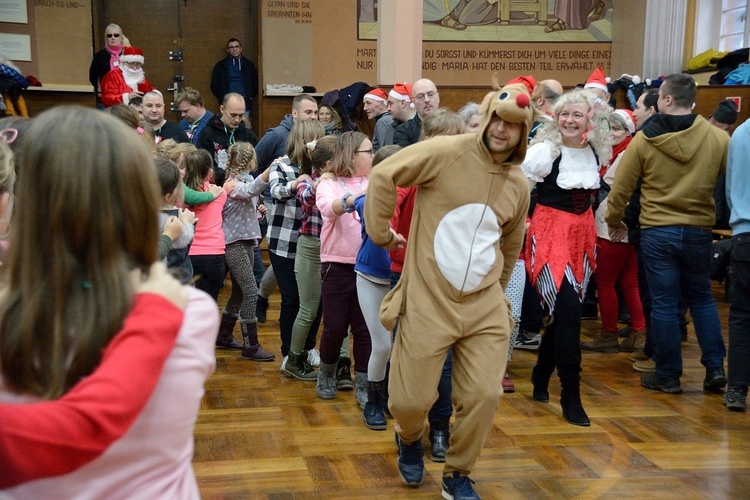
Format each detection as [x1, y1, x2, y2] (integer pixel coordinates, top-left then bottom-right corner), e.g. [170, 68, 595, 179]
[492, 72, 502, 91]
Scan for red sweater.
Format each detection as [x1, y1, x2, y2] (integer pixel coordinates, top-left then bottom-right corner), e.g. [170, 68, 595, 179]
[388, 186, 416, 274]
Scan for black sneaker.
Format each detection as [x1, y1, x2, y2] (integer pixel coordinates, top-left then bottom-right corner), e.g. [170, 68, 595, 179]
[512, 331, 541, 350]
[724, 386, 747, 412]
[442, 472, 480, 499]
[703, 366, 727, 392]
[335, 356, 354, 391]
[641, 373, 682, 394]
[395, 434, 424, 486]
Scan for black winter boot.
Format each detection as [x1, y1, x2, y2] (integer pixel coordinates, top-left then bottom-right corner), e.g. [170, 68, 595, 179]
[557, 363, 590, 426]
[363, 381, 387, 430]
[215, 312, 243, 350]
[531, 329, 556, 403]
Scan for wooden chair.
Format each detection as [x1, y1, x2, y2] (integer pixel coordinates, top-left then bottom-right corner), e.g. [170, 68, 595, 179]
[498, 0, 548, 26]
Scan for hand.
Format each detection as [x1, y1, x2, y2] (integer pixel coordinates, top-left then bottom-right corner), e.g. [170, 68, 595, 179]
[178, 208, 197, 225]
[257, 204, 268, 216]
[297, 174, 312, 185]
[162, 216, 183, 241]
[132, 262, 188, 310]
[223, 179, 238, 194]
[208, 184, 224, 198]
[128, 90, 143, 101]
[383, 228, 406, 251]
[608, 222, 628, 243]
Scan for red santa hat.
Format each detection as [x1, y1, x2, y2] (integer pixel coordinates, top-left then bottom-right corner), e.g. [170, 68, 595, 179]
[506, 75, 536, 95]
[120, 46, 145, 65]
[613, 109, 636, 134]
[388, 83, 412, 103]
[363, 88, 388, 104]
[584, 67, 609, 93]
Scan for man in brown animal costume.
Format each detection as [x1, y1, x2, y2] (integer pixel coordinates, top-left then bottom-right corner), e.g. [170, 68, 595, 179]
[365, 74, 535, 499]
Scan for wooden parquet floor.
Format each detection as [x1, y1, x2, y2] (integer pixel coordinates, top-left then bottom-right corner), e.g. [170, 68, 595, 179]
[194, 280, 750, 499]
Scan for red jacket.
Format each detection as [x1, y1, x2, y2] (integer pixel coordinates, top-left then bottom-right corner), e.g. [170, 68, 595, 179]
[100, 67, 154, 107]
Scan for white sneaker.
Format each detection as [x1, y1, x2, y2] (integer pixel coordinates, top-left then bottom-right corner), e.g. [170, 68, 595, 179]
[279, 355, 288, 372]
[307, 348, 321, 367]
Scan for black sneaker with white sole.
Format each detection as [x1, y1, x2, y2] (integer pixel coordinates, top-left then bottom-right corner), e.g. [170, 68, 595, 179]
[512, 331, 541, 350]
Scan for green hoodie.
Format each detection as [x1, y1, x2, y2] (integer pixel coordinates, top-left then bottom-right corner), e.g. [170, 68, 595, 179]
[606, 113, 729, 229]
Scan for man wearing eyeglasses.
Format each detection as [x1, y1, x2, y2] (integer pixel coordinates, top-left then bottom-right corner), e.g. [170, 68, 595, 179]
[211, 38, 259, 116]
[100, 46, 154, 108]
[393, 78, 440, 148]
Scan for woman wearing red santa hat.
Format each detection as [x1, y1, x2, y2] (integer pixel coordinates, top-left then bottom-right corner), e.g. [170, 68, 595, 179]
[100, 46, 155, 108]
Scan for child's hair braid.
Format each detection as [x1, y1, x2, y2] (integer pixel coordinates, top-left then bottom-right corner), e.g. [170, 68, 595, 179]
[226, 142, 256, 180]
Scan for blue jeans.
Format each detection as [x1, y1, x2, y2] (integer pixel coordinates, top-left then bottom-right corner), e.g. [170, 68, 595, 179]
[641, 226, 726, 379]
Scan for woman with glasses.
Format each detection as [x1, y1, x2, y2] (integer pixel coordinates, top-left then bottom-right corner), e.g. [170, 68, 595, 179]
[522, 89, 612, 427]
[314, 132, 373, 407]
[89, 24, 130, 109]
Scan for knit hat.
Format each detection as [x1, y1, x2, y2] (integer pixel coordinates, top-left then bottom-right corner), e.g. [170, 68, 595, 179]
[584, 67, 609, 94]
[389, 83, 412, 102]
[120, 46, 145, 64]
[711, 99, 738, 125]
[612, 109, 636, 134]
[506, 75, 537, 95]
[363, 88, 388, 104]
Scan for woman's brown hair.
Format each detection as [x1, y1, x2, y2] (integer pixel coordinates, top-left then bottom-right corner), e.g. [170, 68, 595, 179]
[183, 149, 213, 191]
[105, 104, 156, 155]
[330, 131, 368, 178]
[0, 106, 161, 398]
[285, 119, 325, 175]
[420, 108, 466, 141]
[156, 140, 196, 170]
[310, 135, 338, 172]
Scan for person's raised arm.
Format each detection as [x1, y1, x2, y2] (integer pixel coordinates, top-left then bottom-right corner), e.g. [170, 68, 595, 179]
[0, 263, 187, 488]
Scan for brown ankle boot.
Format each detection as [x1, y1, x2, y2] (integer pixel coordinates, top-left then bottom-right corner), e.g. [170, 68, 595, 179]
[619, 329, 646, 353]
[240, 320, 275, 361]
[581, 329, 619, 353]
